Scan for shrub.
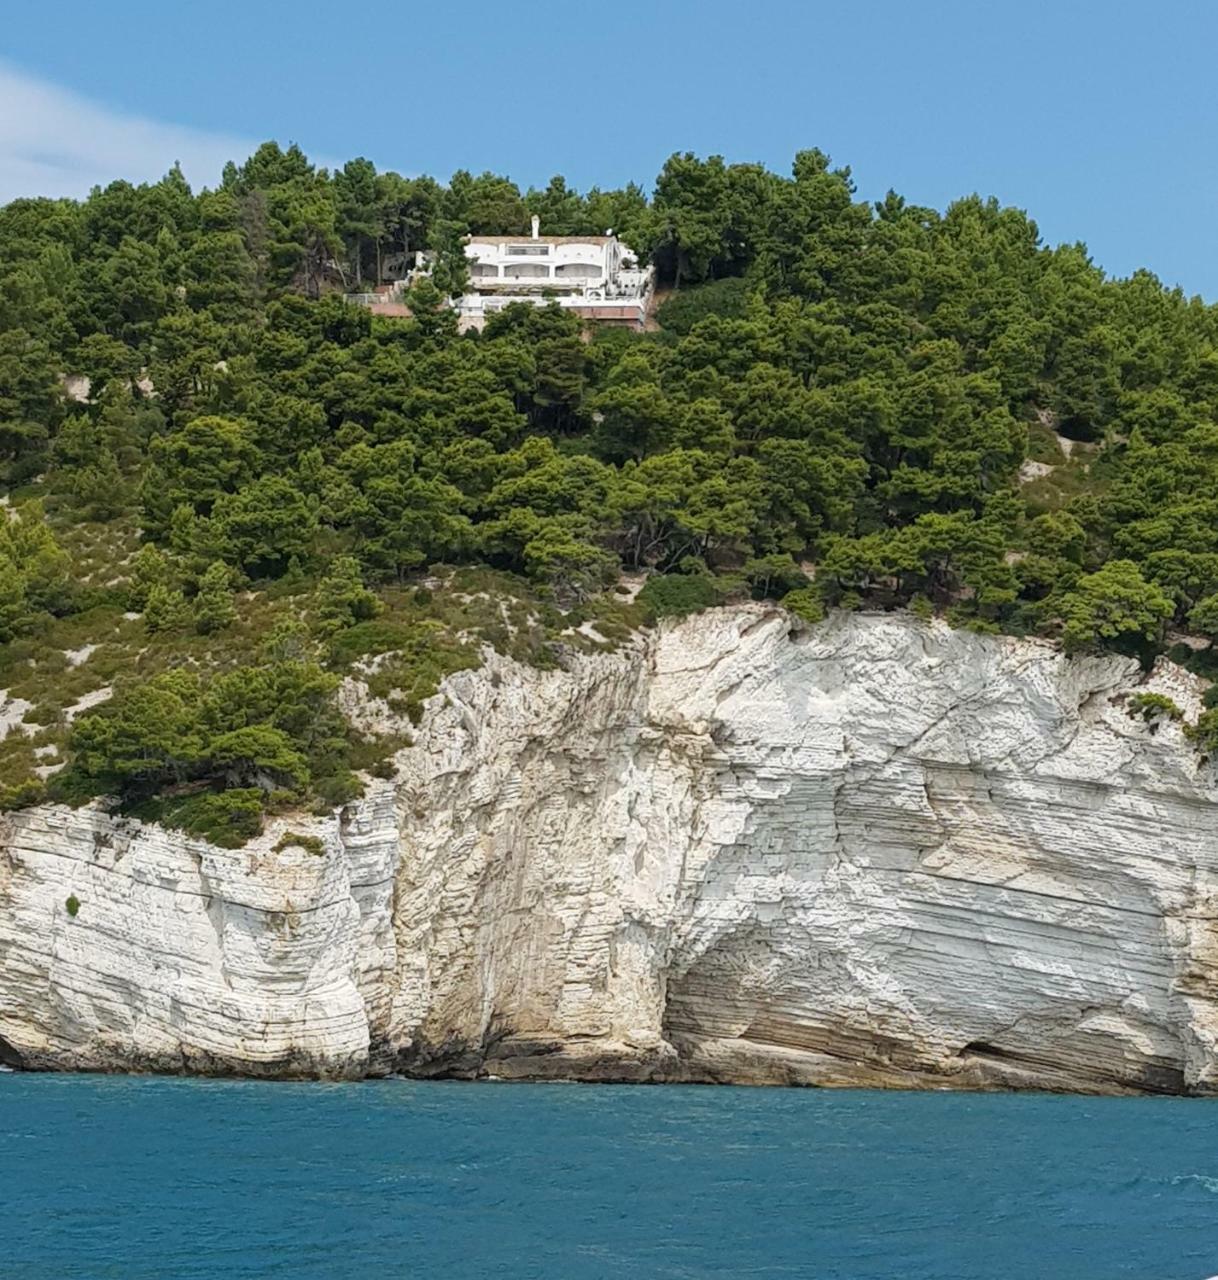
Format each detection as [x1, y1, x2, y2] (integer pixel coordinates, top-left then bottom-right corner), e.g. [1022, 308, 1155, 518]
[1127, 692, 1183, 723]
[1189, 593, 1218, 642]
[192, 561, 237, 635]
[361, 628, 477, 723]
[0, 503, 72, 640]
[780, 588, 824, 625]
[0, 779, 47, 812]
[211, 476, 319, 578]
[327, 620, 417, 665]
[946, 606, 1000, 634]
[126, 545, 173, 612]
[1186, 709, 1218, 757]
[65, 894, 80, 918]
[314, 556, 382, 636]
[169, 789, 265, 847]
[273, 831, 326, 857]
[1060, 561, 1173, 655]
[637, 572, 723, 620]
[311, 771, 362, 809]
[143, 583, 190, 633]
[207, 725, 309, 790]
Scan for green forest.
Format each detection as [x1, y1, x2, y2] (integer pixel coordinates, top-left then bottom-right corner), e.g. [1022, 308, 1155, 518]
[2, 141, 1217, 842]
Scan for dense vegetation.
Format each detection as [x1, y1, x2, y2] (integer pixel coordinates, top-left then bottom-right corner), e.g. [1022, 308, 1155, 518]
[2, 141, 1217, 839]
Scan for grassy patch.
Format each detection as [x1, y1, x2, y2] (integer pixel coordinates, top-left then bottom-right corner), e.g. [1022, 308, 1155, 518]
[1025, 420, 1067, 465]
[1021, 445, 1114, 516]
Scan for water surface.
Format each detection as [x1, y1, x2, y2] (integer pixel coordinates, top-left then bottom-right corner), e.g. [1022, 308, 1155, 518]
[3, 1073, 1217, 1279]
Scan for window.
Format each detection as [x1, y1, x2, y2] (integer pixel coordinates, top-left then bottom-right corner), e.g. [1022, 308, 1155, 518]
[470, 263, 499, 278]
[507, 244, 550, 256]
[555, 263, 603, 278]
[503, 264, 550, 278]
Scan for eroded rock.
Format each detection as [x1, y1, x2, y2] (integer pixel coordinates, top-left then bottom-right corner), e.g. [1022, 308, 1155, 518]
[2, 608, 1217, 1093]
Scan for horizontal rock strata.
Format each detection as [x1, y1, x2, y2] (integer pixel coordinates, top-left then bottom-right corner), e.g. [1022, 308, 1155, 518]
[3, 608, 1217, 1093]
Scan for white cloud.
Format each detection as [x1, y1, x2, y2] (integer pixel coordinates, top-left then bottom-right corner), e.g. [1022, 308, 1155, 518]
[0, 60, 257, 202]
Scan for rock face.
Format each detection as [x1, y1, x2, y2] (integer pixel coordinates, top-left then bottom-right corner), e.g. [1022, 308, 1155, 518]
[2, 608, 1218, 1094]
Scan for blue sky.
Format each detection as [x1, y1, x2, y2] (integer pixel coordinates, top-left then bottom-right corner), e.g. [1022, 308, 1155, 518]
[3, 0, 1216, 296]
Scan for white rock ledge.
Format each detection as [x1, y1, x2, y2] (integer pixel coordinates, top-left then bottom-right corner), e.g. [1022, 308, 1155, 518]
[3, 607, 1218, 1094]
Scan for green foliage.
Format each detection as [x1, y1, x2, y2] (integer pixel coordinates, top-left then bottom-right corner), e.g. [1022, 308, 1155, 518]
[1126, 692, 1183, 723]
[210, 475, 319, 577]
[0, 503, 72, 639]
[192, 561, 237, 634]
[636, 570, 725, 619]
[126, 544, 173, 610]
[65, 893, 80, 918]
[1189, 594, 1218, 641]
[745, 554, 808, 599]
[656, 278, 754, 334]
[143, 583, 190, 633]
[0, 777, 47, 812]
[64, 659, 360, 832]
[273, 831, 326, 856]
[358, 622, 478, 723]
[3, 139, 1218, 835]
[3, 140, 1212, 644]
[207, 725, 308, 790]
[314, 555, 381, 635]
[1188, 709, 1218, 756]
[150, 789, 266, 847]
[1060, 561, 1174, 655]
[69, 668, 207, 791]
[780, 587, 824, 624]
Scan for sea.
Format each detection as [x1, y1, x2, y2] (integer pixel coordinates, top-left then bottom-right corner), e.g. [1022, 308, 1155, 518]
[2, 1072, 1217, 1279]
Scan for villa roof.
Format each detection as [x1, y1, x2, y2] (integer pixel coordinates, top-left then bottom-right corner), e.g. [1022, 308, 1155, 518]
[465, 234, 614, 245]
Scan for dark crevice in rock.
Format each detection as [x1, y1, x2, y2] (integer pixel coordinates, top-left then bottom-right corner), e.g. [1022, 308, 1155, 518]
[958, 1040, 1017, 1062]
[0, 1035, 27, 1069]
[957, 1040, 1187, 1096]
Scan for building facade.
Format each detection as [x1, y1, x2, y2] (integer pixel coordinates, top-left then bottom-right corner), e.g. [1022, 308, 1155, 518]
[348, 218, 654, 330]
[457, 216, 653, 330]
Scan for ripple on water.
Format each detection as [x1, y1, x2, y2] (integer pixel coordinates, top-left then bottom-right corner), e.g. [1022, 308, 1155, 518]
[1, 1076, 1217, 1280]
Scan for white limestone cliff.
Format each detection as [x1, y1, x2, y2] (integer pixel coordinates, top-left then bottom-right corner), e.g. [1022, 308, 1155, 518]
[2, 607, 1217, 1094]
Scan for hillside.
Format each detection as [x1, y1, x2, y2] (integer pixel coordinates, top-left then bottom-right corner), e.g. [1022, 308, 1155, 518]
[1, 142, 1217, 843]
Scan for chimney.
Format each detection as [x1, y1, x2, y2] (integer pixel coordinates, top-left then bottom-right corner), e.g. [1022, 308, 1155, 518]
[530, 214, 540, 240]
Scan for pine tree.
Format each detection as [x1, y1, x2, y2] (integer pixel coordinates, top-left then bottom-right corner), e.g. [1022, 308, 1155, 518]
[193, 562, 237, 635]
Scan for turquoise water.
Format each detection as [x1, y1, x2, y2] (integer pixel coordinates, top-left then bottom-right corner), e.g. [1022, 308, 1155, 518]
[3, 1075, 1217, 1279]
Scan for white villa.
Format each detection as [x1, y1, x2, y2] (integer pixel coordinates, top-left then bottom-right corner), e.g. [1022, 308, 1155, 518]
[349, 217, 654, 330]
[457, 216, 653, 330]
